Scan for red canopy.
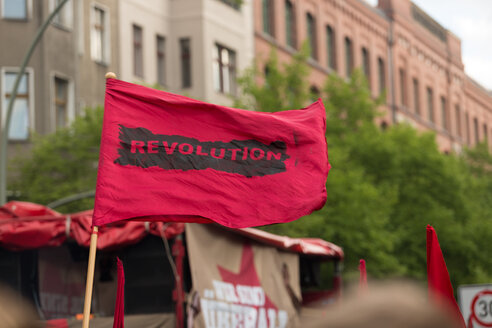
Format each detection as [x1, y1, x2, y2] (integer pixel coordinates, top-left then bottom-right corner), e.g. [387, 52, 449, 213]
[0, 201, 184, 251]
[0, 201, 343, 259]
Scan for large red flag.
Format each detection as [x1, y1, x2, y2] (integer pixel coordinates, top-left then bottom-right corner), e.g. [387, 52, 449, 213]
[93, 79, 330, 228]
[426, 225, 466, 328]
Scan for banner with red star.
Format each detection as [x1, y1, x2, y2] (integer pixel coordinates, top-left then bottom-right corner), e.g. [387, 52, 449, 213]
[186, 224, 301, 328]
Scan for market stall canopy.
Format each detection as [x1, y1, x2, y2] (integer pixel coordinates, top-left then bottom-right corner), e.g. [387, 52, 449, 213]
[0, 201, 343, 259]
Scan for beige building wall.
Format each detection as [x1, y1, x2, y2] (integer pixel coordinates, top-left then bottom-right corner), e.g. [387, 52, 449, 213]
[76, 0, 120, 110]
[118, 0, 170, 85]
[0, 0, 79, 162]
[0, 0, 119, 196]
[118, 0, 254, 105]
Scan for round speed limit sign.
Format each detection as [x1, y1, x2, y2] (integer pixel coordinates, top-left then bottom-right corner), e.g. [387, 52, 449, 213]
[459, 285, 492, 328]
[471, 291, 492, 327]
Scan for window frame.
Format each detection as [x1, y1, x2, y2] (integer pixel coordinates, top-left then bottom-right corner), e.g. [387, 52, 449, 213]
[426, 87, 434, 123]
[213, 43, 237, 95]
[484, 123, 488, 144]
[412, 78, 419, 115]
[285, 0, 296, 49]
[326, 25, 336, 70]
[455, 104, 461, 138]
[90, 3, 111, 65]
[440, 96, 447, 131]
[132, 24, 144, 78]
[306, 12, 317, 60]
[377, 57, 385, 95]
[1, 67, 35, 141]
[344, 37, 353, 78]
[49, 0, 73, 30]
[50, 72, 74, 131]
[180, 38, 192, 89]
[156, 35, 166, 86]
[362, 47, 370, 86]
[399, 68, 406, 107]
[1, 0, 31, 20]
[262, 0, 274, 36]
[473, 117, 479, 144]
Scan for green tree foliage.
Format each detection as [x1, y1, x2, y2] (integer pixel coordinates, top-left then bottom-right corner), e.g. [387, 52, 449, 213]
[236, 49, 492, 286]
[233, 42, 311, 111]
[9, 107, 103, 212]
[8, 48, 492, 287]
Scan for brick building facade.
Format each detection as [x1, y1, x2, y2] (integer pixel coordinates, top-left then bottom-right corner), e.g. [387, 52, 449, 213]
[254, 0, 492, 153]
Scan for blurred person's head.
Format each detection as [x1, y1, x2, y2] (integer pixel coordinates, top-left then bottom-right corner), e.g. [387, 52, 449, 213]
[0, 284, 40, 328]
[306, 281, 462, 328]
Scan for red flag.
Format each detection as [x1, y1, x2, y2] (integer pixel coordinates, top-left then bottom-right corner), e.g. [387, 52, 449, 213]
[426, 225, 465, 328]
[113, 257, 125, 328]
[358, 259, 367, 292]
[93, 79, 330, 228]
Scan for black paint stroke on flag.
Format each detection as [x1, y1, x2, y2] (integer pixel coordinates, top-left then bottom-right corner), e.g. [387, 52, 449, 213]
[114, 125, 290, 177]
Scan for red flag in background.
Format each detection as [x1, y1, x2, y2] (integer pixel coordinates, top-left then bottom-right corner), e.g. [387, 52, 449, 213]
[358, 259, 368, 292]
[93, 79, 330, 228]
[113, 258, 125, 328]
[426, 225, 465, 328]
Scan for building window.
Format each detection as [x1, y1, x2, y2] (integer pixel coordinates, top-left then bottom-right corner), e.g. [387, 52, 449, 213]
[133, 24, 143, 78]
[2, 71, 31, 140]
[180, 38, 191, 88]
[484, 124, 488, 144]
[465, 112, 470, 145]
[262, 0, 274, 36]
[413, 78, 419, 115]
[440, 96, 447, 130]
[455, 105, 461, 137]
[285, 0, 295, 48]
[2, 0, 27, 19]
[344, 37, 353, 78]
[399, 68, 406, 107]
[306, 13, 317, 60]
[91, 5, 109, 64]
[378, 57, 385, 95]
[362, 47, 370, 86]
[54, 77, 69, 129]
[156, 35, 165, 86]
[473, 118, 479, 144]
[326, 25, 335, 70]
[51, 0, 73, 29]
[213, 44, 236, 95]
[426, 87, 433, 123]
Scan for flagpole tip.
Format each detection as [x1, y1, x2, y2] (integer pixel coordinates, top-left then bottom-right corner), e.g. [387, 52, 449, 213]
[105, 72, 117, 79]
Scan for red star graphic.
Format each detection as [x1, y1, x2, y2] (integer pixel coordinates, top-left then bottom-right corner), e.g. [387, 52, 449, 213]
[217, 243, 278, 311]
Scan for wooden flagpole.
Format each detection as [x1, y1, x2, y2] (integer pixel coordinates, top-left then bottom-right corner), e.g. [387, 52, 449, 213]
[82, 72, 116, 328]
[82, 226, 99, 328]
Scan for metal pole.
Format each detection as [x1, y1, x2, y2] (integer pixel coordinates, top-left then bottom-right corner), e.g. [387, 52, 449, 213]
[0, 0, 69, 205]
[47, 190, 95, 209]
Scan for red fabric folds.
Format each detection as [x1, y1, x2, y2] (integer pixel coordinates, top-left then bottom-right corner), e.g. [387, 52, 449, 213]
[0, 201, 184, 251]
[0, 202, 341, 258]
[93, 79, 330, 228]
[426, 225, 466, 328]
[358, 259, 367, 292]
[113, 257, 125, 328]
